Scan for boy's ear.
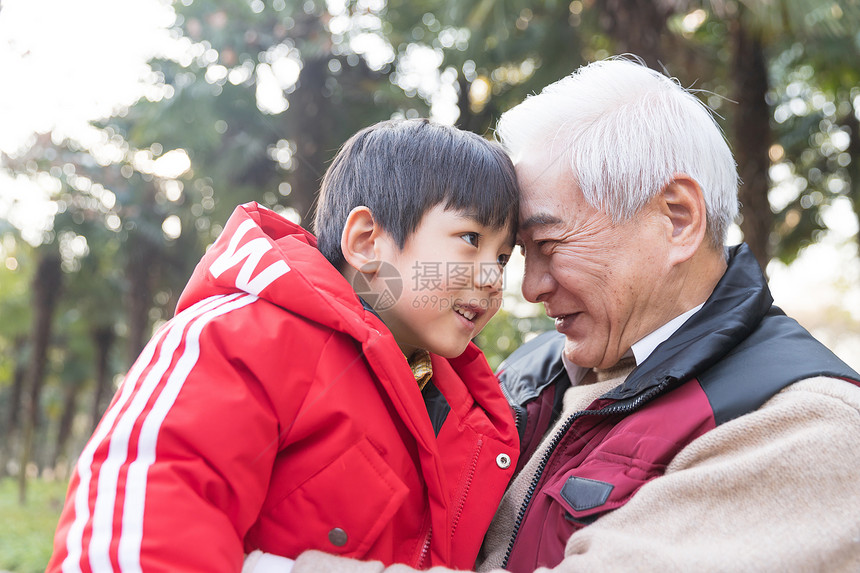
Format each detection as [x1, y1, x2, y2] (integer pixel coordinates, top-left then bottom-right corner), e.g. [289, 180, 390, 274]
[341, 206, 386, 273]
[659, 174, 708, 265]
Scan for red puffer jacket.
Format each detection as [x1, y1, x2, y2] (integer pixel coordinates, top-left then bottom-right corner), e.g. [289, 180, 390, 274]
[48, 202, 519, 573]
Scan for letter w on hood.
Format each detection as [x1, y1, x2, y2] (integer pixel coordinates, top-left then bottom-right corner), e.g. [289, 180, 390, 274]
[209, 219, 291, 296]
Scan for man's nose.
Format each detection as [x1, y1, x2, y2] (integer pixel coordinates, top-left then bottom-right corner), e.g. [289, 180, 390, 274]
[521, 255, 554, 303]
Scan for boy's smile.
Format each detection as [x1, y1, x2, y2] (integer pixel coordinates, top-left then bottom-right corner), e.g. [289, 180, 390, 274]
[370, 204, 513, 358]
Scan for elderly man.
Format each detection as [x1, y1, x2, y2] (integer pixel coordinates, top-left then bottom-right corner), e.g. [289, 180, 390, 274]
[480, 57, 860, 572]
[259, 57, 860, 573]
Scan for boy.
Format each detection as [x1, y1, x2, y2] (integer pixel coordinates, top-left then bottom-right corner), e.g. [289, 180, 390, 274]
[48, 118, 520, 572]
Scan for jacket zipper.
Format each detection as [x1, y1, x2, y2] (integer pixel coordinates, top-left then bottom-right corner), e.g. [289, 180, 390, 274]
[451, 439, 482, 537]
[416, 527, 432, 569]
[499, 381, 522, 431]
[500, 379, 670, 568]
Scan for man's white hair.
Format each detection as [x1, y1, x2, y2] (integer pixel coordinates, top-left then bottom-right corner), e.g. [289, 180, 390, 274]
[496, 56, 739, 246]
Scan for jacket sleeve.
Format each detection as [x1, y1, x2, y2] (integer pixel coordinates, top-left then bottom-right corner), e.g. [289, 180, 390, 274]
[47, 295, 309, 573]
[540, 376, 860, 573]
[291, 376, 860, 573]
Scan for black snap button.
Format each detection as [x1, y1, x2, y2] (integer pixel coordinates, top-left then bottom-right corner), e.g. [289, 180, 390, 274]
[328, 527, 348, 547]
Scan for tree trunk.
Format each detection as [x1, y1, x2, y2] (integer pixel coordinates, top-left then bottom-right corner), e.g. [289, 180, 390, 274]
[287, 55, 331, 225]
[18, 250, 63, 503]
[51, 381, 81, 469]
[125, 237, 155, 366]
[595, 0, 671, 70]
[124, 184, 161, 368]
[731, 20, 772, 271]
[456, 76, 476, 133]
[91, 325, 116, 432]
[4, 337, 27, 432]
[844, 101, 860, 257]
[0, 336, 28, 477]
[455, 76, 495, 136]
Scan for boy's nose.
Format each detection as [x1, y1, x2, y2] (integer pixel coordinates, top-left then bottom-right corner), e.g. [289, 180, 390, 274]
[474, 261, 505, 292]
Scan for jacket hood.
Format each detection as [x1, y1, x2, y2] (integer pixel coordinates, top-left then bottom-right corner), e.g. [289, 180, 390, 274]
[176, 203, 519, 453]
[176, 202, 374, 343]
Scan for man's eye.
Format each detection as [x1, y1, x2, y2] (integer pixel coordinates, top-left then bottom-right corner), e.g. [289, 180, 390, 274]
[461, 232, 479, 247]
[497, 253, 511, 268]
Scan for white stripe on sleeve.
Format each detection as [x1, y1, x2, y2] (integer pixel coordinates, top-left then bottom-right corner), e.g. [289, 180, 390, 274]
[117, 293, 258, 572]
[62, 294, 244, 573]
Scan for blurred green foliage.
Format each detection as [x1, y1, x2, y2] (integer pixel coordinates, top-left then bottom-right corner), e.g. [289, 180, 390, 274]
[2, 0, 860, 507]
[475, 308, 555, 371]
[0, 478, 67, 573]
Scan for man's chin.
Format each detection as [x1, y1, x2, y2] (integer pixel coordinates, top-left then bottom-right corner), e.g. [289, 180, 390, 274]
[562, 339, 593, 369]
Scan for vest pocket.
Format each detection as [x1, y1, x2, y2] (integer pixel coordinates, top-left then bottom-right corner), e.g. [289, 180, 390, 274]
[543, 456, 656, 530]
[544, 474, 617, 532]
[258, 437, 409, 558]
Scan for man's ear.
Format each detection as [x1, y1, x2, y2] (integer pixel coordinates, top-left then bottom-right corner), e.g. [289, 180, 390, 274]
[341, 206, 386, 273]
[659, 175, 707, 265]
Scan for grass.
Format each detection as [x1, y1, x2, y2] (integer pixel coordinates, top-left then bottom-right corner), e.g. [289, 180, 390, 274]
[0, 477, 67, 573]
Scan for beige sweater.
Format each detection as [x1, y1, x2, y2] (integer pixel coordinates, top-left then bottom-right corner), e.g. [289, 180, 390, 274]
[293, 373, 860, 573]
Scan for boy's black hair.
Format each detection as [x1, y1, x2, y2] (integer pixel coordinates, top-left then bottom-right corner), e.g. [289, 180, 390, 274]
[313, 118, 519, 270]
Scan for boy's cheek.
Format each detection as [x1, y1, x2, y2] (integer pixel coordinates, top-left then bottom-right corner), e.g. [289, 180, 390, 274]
[475, 297, 504, 324]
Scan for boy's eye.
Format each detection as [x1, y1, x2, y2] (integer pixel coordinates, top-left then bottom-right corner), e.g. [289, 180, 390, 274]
[461, 232, 480, 247]
[497, 253, 510, 268]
